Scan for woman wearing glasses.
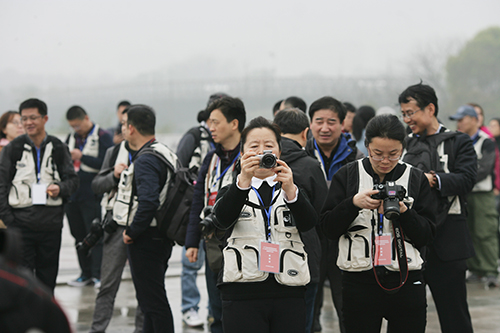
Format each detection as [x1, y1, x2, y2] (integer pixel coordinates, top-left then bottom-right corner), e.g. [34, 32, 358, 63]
[321, 114, 436, 333]
[0, 111, 24, 152]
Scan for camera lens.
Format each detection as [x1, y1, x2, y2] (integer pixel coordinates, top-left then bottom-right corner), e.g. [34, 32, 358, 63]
[261, 154, 276, 169]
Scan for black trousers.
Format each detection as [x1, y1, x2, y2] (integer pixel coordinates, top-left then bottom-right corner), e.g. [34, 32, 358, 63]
[342, 271, 427, 333]
[424, 248, 473, 333]
[314, 238, 345, 332]
[222, 297, 306, 333]
[19, 227, 62, 293]
[127, 227, 174, 333]
[65, 199, 102, 279]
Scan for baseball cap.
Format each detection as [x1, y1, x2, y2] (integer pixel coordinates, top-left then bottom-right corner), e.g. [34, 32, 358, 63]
[449, 105, 478, 120]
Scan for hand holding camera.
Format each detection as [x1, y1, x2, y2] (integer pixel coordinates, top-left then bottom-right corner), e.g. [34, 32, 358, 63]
[354, 182, 408, 220]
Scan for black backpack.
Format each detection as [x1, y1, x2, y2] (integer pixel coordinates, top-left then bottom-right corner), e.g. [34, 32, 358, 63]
[137, 148, 197, 245]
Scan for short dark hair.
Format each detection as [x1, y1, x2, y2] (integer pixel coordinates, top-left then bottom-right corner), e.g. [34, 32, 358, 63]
[365, 114, 406, 148]
[343, 102, 356, 113]
[117, 100, 131, 109]
[207, 96, 246, 133]
[272, 99, 283, 116]
[309, 96, 347, 124]
[124, 104, 155, 136]
[241, 116, 281, 152]
[273, 108, 309, 135]
[19, 98, 47, 116]
[0, 111, 20, 139]
[283, 96, 307, 113]
[352, 105, 376, 141]
[66, 105, 87, 121]
[398, 82, 439, 117]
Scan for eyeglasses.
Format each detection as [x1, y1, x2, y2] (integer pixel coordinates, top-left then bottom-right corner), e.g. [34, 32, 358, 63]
[368, 148, 401, 161]
[10, 121, 21, 126]
[21, 115, 43, 122]
[400, 108, 423, 120]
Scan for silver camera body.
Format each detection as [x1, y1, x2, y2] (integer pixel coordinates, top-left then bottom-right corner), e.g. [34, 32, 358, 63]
[257, 150, 277, 169]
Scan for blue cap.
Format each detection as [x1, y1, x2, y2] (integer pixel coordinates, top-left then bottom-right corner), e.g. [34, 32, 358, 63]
[449, 105, 478, 120]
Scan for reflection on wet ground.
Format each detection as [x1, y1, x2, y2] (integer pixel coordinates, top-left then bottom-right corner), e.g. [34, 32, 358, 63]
[55, 223, 500, 332]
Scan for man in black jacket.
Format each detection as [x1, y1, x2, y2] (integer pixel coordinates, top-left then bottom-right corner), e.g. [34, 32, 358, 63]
[185, 96, 246, 333]
[273, 108, 327, 333]
[65, 105, 113, 287]
[400, 83, 477, 333]
[0, 98, 79, 293]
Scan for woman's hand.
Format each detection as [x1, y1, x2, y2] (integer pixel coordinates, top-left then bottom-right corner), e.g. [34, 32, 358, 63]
[353, 189, 382, 210]
[273, 159, 296, 200]
[238, 151, 261, 188]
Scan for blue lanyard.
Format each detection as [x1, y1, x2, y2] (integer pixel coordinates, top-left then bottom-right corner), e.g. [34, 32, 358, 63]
[128, 152, 133, 165]
[35, 147, 41, 183]
[212, 152, 240, 190]
[251, 185, 276, 241]
[378, 213, 384, 236]
[78, 124, 95, 151]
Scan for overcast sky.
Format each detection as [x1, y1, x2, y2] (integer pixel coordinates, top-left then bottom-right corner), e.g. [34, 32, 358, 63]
[1, 0, 499, 83]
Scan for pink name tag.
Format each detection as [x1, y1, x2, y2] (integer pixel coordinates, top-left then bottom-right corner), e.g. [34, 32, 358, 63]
[374, 234, 392, 266]
[259, 241, 280, 273]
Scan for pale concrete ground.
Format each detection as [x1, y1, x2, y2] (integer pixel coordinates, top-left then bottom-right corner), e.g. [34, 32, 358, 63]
[56, 219, 500, 333]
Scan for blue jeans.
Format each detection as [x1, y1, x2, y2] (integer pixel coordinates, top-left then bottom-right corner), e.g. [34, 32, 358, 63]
[181, 241, 205, 313]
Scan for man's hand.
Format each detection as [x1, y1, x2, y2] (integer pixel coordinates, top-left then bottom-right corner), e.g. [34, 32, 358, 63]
[123, 230, 133, 244]
[186, 247, 199, 263]
[425, 172, 437, 188]
[70, 149, 83, 161]
[47, 184, 60, 198]
[114, 163, 128, 179]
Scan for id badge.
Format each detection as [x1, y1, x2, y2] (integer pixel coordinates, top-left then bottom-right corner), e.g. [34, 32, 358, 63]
[208, 192, 217, 206]
[259, 241, 280, 274]
[32, 183, 47, 205]
[374, 234, 392, 266]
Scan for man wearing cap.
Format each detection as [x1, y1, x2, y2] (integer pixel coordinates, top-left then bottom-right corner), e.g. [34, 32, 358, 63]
[399, 83, 476, 333]
[450, 105, 499, 287]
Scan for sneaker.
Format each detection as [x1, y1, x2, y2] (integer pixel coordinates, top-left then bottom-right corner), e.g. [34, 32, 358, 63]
[183, 308, 204, 328]
[92, 278, 101, 289]
[485, 276, 499, 288]
[67, 276, 92, 287]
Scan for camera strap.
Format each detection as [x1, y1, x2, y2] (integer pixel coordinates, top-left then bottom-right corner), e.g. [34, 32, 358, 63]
[370, 211, 409, 294]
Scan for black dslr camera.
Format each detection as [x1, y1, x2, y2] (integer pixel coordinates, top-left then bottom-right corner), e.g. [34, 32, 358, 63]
[371, 182, 407, 220]
[76, 213, 119, 257]
[199, 206, 216, 237]
[257, 150, 277, 169]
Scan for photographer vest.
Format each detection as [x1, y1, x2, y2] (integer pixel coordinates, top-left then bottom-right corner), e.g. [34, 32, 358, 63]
[204, 152, 239, 210]
[112, 142, 177, 227]
[403, 129, 462, 216]
[101, 141, 130, 218]
[188, 126, 214, 173]
[67, 124, 101, 173]
[337, 159, 423, 273]
[472, 130, 493, 192]
[221, 188, 310, 286]
[8, 142, 62, 208]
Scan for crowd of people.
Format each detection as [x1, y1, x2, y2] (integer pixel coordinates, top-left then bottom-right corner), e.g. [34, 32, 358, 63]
[0, 81, 499, 333]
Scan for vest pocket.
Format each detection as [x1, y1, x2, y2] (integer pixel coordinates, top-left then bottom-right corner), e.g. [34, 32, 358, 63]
[9, 182, 32, 208]
[222, 240, 267, 283]
[275, 248, 310, 286]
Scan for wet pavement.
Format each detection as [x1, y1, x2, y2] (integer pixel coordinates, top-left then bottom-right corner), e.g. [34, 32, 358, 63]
[55, 220, 500, 333]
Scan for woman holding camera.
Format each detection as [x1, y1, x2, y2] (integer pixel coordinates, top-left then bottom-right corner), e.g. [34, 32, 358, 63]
[321, 114, 436, 333]
[212, 116, 317, 333]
